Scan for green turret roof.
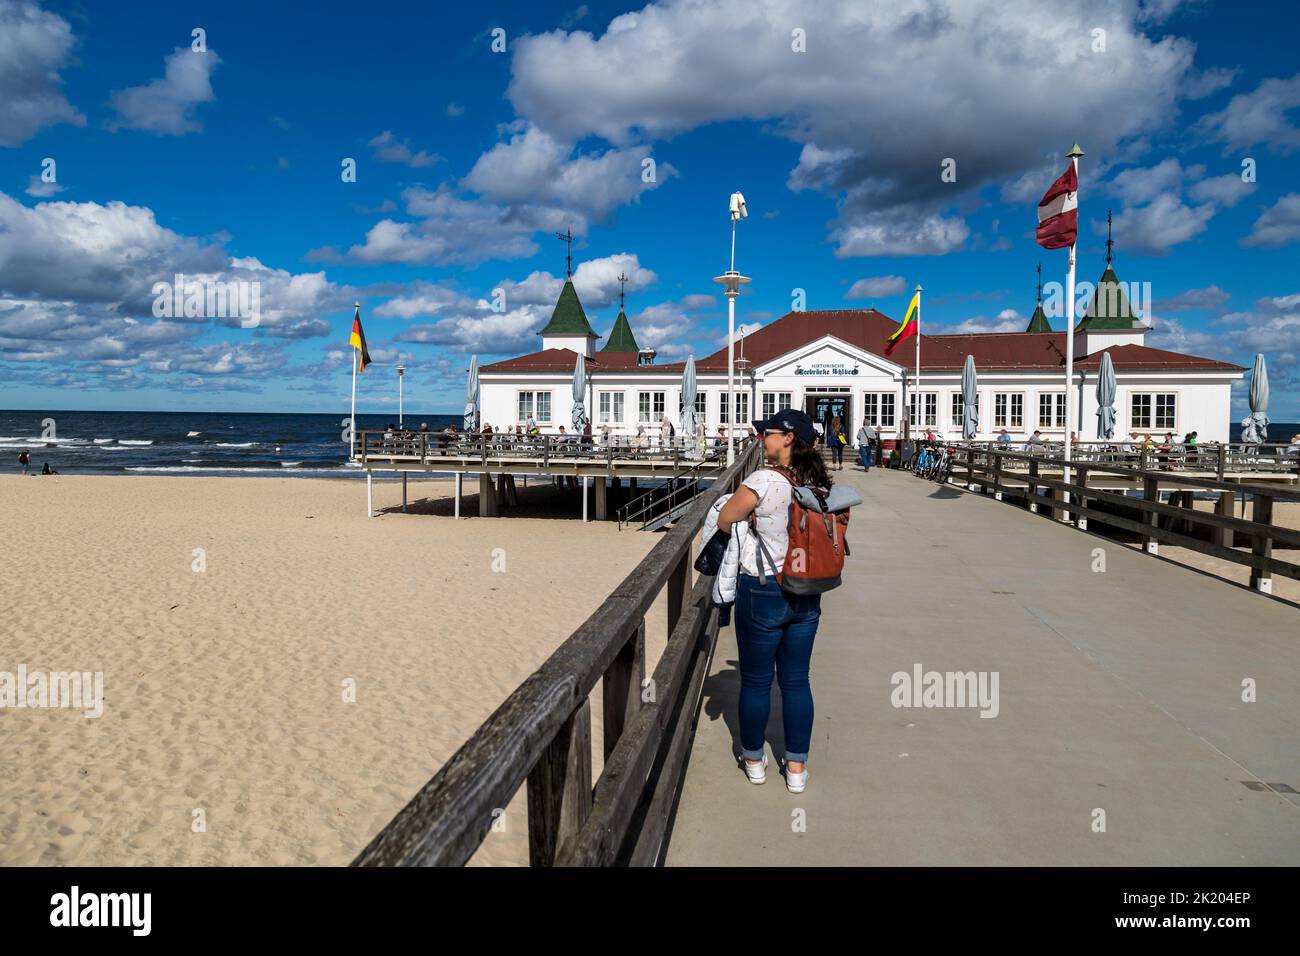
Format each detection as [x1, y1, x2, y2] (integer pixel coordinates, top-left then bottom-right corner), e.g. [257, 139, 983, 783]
[1025, 302, 1053, 333]
[1078, 264, 1146, 331]
[599, 309, 639, 352]
[537, 279, 596, 337]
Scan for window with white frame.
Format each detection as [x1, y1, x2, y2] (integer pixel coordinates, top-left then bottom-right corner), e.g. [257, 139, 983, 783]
[761, 391, 793, 418]
[598, 391, 624, 423]
[862, 392, 896, 427]
[908, 392, 938, 427]
[518, 390, 552, 423]
[1038, 392, 1066, 428]
[638, 391, 666, 423]
[993, 392, 1024, 429]
[951, 393, 966, 429]
[693, 392, 707, 420]
[1131, 392, 1176, 431]
[720, 391, 749, 425]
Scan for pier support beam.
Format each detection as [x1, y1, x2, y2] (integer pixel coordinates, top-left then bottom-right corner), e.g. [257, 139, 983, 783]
[366, 470, 373, 518]
[1250, 494, 1274, 594]
[594, 476, 607, 521]
[582, 476, 589, 522]
[401, 472, 407, 513]
[479, 472, 498, 517]
[454, 473, 462, 520]
[1213, 491, 1234, 548]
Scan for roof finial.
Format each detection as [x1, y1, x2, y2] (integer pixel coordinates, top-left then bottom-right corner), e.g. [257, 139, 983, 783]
[1036, 262, 1042, 304]
[1106, 209, 1114, 266]
[555, 227, 574, 279]
[617, 271, 628, 311]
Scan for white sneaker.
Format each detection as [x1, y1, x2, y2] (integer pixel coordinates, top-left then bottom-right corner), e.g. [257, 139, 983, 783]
[743, 754, 768, 784]
[785, 764, 808, 793]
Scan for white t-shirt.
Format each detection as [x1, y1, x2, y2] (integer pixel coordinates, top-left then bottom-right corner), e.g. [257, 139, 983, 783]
[739, 468, 792, 577]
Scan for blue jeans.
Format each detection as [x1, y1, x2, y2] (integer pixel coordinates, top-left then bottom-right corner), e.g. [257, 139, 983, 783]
[858, 442, 872, 470]
[734, 572, 821, 763]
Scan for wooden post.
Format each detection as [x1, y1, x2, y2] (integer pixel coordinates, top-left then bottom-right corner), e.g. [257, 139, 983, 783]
[1250, 494, 1274, 594]
[1213, 490, 1233, 548]
[401, 472, 407, 513]
[366, 470, 373, 518]
[1142, 475, 1159, 554]
[454, 472, 462, 520]
[420, 431, 427, 465]
[594, 476, 607, 520]
[582, 475, 589, 522]
[525, 698, 592, 866]
[1074, 466, 1088, 530]
[479, 472, 496, 517]
[993, 449, 1003, 500]
[602, 621, 645, 761]
[1216, 443, 1226, 481]
[1027, 459, 1039, 513]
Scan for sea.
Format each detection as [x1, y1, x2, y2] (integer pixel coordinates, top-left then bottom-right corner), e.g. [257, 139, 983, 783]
[0, 409, 462, 478]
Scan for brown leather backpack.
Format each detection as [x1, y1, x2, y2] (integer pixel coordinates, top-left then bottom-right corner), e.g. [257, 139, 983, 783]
[751, 465, 850, 594]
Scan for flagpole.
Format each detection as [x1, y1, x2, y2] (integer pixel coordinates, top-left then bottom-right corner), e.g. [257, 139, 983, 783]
[1063, 145, 1083, 514]
[915, 284, 923, 435]
[350, 301, 359, 461]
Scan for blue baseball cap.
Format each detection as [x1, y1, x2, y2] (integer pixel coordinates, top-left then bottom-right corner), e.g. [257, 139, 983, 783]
[752, 408, 816, 444]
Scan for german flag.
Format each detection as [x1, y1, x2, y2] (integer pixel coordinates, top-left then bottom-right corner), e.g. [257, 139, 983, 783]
[349, 304, 372, 372]
[885, 291, 919, 356]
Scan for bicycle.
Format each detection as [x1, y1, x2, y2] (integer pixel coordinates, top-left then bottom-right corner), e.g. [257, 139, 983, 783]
[933, 445, 957, 484]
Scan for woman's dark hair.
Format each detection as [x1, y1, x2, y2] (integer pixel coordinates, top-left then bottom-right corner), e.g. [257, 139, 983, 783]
[788, 433, 832, 490]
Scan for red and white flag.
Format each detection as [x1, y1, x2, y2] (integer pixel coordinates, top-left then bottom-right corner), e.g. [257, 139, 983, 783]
[1036, 163, 1078, 249]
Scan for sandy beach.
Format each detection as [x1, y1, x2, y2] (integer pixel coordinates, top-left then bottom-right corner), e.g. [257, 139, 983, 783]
[0, 474, 664, 866]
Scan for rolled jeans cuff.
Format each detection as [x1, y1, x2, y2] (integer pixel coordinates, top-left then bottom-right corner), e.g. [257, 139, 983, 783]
[784, 751, 808, 764]
[742, 746, 765, 762]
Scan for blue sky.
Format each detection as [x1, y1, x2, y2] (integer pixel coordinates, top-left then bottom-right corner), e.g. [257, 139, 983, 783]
[2, 0, 1299, 418]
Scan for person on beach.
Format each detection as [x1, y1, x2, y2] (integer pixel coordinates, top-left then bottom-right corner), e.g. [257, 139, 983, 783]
[827, 415, 847, 471]
[716, 409, 829, 794]
[41, 462, 59, 475]
[17, 451, 30, 474]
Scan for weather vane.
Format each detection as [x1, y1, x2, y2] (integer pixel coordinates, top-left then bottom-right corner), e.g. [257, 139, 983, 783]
[556, 227, 574, 278]
[617, 271, 628, 310]
[1036, 262, 1042, 304]
[1106, 209, 1114, 265]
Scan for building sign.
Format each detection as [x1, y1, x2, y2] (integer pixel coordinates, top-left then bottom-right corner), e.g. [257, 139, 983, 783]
[793, 363, 859, 376]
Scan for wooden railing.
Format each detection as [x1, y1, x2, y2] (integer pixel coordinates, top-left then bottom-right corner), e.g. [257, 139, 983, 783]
[954, 446, 1300, 594]
[351, 438, 765, 866]
[954, 440, 1300, 478]
[354, 430, 729, 468]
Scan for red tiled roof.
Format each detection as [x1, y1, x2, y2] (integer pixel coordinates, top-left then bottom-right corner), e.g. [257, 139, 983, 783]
[480, 311, 1245, 375]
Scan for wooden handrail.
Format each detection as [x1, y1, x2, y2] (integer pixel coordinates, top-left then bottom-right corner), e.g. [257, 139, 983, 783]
[351, 438, 763, 866]
[955, 446, 1300, 592]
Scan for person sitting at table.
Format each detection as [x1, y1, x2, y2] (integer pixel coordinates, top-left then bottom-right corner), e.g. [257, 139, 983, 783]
[1027, 429, 1045, 445]
[632, 425, 648, 458]
[996, 429, 1011, 444]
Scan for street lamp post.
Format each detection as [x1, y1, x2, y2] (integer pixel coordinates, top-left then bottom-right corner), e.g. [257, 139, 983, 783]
[396, 364, 406, 427]
[713, 191, 750, 466]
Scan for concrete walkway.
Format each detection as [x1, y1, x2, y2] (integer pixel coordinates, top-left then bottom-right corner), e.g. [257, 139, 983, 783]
[666, 466, 1300, 865]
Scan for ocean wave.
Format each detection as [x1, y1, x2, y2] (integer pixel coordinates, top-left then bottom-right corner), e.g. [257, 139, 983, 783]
[93, 438, 115, 444]
[117, 439, 156, 446]
[186, 431, 202, 437]
[210, 442, 259, 448]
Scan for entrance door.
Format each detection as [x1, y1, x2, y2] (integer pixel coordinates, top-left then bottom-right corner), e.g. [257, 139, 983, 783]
[805, 394, 851, 441]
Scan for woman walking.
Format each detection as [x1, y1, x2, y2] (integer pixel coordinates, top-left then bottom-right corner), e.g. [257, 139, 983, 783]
[716, 409, 829, 793]
[828, 415, 847, 471]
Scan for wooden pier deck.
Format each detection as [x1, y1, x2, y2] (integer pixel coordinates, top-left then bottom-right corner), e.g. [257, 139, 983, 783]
[665, 466, 1300, 866]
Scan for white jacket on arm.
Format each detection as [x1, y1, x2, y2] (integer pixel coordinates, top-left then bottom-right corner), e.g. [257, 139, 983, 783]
[699, 492, 752, 607]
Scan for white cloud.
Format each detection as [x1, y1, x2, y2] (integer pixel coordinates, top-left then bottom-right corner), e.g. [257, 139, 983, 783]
[24, 174, 65, 198]
[0, 0, 85, 146]
[1187, 173, 1254, 207]
[1242, 193, 1300, 249]
[846, 275, 907, 299]
[1197, 73, 1300, 155]
[506, 0, 1201, 257]
[1104, 194, 1214, 256]
[369, 130, 442, 168]
[463, 125, 672, 222]
[1152, 285, 1229, 312]
[108, 46, 219, 135]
